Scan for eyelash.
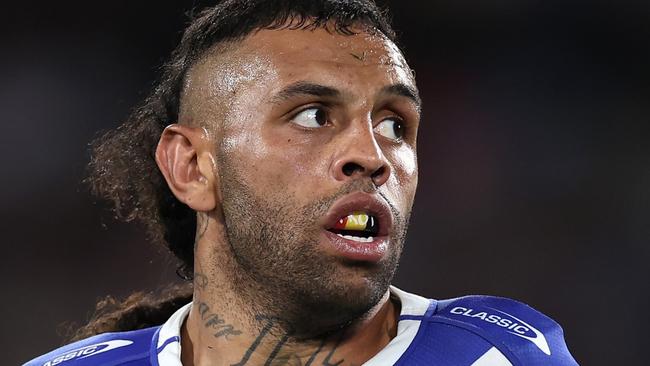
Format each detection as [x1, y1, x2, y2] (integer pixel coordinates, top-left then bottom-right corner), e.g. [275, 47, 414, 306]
[290, 104, 329, 120]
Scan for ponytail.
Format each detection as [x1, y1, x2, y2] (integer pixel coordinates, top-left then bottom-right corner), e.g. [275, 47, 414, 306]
[67, 284, 192, 342]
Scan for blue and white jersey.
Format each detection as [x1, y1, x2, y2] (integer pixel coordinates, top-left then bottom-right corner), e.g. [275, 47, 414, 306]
[23, 286, 578, 365]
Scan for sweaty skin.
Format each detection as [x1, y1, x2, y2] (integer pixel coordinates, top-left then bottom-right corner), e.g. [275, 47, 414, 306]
[155, 25, 420, 366]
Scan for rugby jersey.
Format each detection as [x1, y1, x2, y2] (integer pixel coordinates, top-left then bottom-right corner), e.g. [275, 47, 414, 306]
[23, 286, 578, 365]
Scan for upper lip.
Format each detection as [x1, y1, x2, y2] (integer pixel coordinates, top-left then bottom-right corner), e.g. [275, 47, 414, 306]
[321, 192, 393, 237]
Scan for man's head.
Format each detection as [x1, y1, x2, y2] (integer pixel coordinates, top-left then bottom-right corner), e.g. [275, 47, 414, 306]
[88, 0, 420, 337]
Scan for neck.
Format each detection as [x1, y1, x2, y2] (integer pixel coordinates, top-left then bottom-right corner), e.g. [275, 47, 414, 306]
[180, 223, 400, 366]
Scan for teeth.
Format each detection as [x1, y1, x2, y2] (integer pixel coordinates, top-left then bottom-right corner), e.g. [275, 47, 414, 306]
[334, 212, 379, 236]
[336, 233, 374, 243]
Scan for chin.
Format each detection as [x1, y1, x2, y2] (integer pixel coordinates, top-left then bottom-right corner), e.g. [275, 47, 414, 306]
[283, 266, 391, 338]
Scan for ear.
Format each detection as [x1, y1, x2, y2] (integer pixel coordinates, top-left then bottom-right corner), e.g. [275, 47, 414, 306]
[155, 124, 218, 212]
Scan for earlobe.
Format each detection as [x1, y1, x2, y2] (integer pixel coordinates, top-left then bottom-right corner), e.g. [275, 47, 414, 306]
[155, 124, 218, 212]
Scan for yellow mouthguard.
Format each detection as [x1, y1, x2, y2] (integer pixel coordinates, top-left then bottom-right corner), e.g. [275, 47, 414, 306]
[344, 212, 370, 231]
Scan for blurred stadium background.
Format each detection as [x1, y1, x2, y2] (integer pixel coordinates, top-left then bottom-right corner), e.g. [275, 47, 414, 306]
[1, 1, 648, 364]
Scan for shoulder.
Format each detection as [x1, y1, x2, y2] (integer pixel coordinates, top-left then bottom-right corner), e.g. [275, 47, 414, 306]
[22, 326, 160, 366]
[415, 294, 579, 366]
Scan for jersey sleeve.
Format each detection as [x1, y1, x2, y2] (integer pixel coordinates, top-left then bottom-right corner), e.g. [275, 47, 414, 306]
[22, 326, 159, 366]
[431, 295, 579, 366]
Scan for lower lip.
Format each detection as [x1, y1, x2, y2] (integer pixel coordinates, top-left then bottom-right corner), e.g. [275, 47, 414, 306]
[322, 230, 388, 262]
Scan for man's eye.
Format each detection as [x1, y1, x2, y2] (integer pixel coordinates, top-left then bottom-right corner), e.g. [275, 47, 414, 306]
[291, 107, 327, 128]
[374, 118, 404, 141]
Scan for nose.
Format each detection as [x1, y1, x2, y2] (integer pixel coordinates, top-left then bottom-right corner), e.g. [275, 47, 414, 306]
[330, 127, 391, 187]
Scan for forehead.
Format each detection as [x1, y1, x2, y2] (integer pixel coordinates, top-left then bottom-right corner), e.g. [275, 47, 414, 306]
[185, 26, 415, 105]
[246, 26, 411, 77]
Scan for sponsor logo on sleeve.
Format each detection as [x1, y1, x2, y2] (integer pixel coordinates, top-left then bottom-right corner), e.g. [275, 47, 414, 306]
[42, 340, 133, 366]
[448, 306, 551, 355]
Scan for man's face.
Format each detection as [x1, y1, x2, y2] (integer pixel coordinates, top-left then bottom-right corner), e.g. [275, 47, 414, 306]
[184, 25, 420, 332]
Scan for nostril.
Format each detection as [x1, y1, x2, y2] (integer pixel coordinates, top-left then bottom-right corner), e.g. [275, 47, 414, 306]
[371, 166, 386, 180]
[342, 162, 364, 177]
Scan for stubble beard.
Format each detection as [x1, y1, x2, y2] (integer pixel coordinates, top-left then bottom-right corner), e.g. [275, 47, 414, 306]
[215, 155, 409, 339]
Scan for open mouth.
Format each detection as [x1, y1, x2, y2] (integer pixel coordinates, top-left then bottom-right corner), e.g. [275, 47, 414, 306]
[326, 211, 380, 243]
[320, 192, 393, 262]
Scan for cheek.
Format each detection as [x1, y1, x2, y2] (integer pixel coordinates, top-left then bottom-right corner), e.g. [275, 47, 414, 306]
[224, 130, 331, 202]
[218, 126, 274, 201]
[384, 145, 418, 208]
[393, 145, 417, 178]
[259, 122, 334, 189]
[220, 129, 268, 173]
[219, 100, 276, 178]
[266, 141, 332, 196]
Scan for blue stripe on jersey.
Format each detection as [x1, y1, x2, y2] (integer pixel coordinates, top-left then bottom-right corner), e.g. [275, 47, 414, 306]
[148, 326, 161, 366]
[156, 336, 180, 355]
[423, 299, 437, 317]
[399, 315, 427, 321]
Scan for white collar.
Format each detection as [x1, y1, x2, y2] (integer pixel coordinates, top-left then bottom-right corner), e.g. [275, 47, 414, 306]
[363, 285, 431, 366]
[155, 301, 191, 366]
[154, 285, 432, 365]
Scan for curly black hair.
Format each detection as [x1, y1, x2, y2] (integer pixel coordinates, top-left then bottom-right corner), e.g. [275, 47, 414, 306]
[82, 0, 397, 336]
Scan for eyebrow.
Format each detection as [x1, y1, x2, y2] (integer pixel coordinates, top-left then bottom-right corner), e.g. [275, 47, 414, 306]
[271, 82, 341, 104]
[381, 83, 421, 110]
[270, 81, 421, 109]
